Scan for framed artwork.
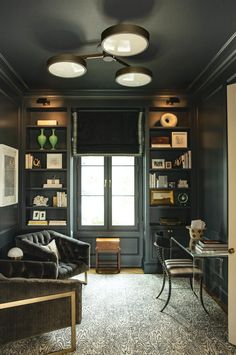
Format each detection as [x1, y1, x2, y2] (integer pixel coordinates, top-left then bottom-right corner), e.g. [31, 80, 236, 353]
[32, 211, 40, 220]
[150, 190, 174, 205]
[46, 153, 62, 169]
[165, 161, 172, 169]
[152, 159, 165, 169]
[171, 132, 188, 148]
[0, 144, 18, 207]
[39, 211, 46, 220]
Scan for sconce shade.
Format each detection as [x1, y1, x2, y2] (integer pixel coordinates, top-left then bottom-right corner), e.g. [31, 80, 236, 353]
[101, 24, 149, 56]
[115, 67, 152, 87]
[47, 54, 87, 78]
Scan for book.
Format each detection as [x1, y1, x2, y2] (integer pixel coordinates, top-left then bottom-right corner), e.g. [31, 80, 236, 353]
[198, 240, 228, 248]
[195, 245, 228, 254]
[43, 184, 63, 188]
[27, 220, 48, 225]
[151, 144, 171, 148]
[37, 120, 58, 126]
[48, 220, 67, 225]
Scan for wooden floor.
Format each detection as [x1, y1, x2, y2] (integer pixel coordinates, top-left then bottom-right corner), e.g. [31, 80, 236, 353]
[88, 268, 144, 274]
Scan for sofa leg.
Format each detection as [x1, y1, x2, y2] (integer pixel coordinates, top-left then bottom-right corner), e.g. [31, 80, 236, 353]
[82, 271, 88, 285]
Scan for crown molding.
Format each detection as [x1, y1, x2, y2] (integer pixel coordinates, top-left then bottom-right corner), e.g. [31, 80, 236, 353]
[0, 53, 28, 96]
[188, 32, 236, 94]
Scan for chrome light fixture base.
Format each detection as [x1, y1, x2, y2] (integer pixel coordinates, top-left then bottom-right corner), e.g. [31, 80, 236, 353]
[115, 67, 152, 87]
[101, 24, 149, 57]
[47, 54, 87, 78]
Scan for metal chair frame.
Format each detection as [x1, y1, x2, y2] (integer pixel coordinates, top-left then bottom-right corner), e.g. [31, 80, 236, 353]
[154, 239, 208, 313]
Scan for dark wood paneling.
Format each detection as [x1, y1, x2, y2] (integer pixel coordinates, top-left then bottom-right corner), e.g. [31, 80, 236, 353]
[0, 91, 19, 254]
[196, 85, 228, 305]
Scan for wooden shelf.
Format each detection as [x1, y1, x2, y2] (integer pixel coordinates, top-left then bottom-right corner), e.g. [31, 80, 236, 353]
[25, 149, 67, 153]
[150, 147, 190, 151]
[26, 187, 67, 191]
[149, 188, 190, 191]
[26, 206, 67, 210]
[150, 205, 191, 209]
[26, 125, 67, 128]
[150, 126, 191, 131]
[25, 168, 67, 172]
[149, 168, 191, 172]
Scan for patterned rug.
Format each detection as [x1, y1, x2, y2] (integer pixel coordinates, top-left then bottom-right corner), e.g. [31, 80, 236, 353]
[1, 274, 236, 355]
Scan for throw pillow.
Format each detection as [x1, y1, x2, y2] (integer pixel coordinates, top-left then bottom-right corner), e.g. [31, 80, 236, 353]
[41, 239, 60, 263]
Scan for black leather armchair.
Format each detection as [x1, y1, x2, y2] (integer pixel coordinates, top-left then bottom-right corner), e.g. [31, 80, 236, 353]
[0, 230, 90, 282]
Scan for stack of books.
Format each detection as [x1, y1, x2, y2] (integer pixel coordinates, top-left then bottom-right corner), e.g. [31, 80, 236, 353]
[195, 239, 228, 254]
[28, 220, 48, 226]
[48, 220, 67, 226]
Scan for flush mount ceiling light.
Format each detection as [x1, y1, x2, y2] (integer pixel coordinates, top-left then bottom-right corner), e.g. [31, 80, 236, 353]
[101, 24, 149, 57]
[47, 54, 87, 78]
[47, 24, 152, 87]
[116, 67, 152, 87]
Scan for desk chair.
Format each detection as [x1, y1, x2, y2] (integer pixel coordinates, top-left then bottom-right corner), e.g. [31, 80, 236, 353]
[154, 236, 208, 313]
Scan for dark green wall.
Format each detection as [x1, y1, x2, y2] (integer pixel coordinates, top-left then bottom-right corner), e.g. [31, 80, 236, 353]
[0, 90, 20, 256]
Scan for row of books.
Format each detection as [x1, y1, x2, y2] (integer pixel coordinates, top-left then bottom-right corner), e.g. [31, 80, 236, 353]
[176, 151, 192, 169]
[25, 154, 34, 169]
[195, 239, 228, 254]
[28, 220, 67, 226]
[53, 192, 67, 207]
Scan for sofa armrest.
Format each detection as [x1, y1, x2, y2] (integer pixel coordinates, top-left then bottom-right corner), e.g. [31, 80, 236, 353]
[52, 232, 90, 267]
[0, 260, 58, 279]
[0, 276, 83, 344]
[16, 238, 57, 263]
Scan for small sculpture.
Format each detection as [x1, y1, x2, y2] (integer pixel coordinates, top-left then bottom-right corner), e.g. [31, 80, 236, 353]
[33, 195, 49, 206]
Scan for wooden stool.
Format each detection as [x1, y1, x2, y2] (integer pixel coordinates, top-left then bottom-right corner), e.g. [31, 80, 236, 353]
[96, 238, 121, 273]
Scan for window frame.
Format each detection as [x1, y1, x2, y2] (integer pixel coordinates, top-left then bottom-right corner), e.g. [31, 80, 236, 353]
[75, 156, 140, 232]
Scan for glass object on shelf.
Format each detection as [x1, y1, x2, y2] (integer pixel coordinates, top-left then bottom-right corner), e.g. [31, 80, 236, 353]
[37, 128, 47, 150]
[49, 129, 58, 150]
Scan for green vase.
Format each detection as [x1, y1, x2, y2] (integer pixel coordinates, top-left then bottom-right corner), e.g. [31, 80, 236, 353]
[49, 128, 58, 150]
[37, 128, 47, 150]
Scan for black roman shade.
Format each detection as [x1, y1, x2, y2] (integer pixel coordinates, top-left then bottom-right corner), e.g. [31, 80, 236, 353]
[72, 109, 143, 155]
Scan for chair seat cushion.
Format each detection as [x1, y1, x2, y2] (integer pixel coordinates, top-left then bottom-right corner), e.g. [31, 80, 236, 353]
[169, 266, 202, 275]
[165, 259, 193, 269]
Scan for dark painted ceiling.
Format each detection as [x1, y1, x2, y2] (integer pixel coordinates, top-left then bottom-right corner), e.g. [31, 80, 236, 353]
[0, 0, 235, 92]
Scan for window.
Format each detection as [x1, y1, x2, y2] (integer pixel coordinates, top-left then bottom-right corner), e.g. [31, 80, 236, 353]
[78, 156, 137, 229]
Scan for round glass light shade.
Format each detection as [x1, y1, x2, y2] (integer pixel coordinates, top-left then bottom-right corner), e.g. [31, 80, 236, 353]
[116, 67, 152, 87]
[47, 55, 87, 78]
[7, 247, 23, 260]
[101, 24, 149, 57]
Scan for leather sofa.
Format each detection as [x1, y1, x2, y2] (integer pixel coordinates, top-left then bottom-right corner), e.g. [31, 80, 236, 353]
[0, 230, 90, 280]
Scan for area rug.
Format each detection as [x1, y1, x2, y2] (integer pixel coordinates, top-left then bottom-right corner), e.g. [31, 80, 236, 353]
[1, 274, 236, 355]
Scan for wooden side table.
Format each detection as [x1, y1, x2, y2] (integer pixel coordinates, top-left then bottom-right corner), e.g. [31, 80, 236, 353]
[96, 238, 121, 273]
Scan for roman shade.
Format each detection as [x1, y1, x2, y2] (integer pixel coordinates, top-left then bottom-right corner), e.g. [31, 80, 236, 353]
[72, 109, 143, 155]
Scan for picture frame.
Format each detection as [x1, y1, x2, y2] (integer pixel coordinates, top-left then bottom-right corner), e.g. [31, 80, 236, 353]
[32, 210, 40, 220]
[152, 159, 165, 169]
[39, 211, 46, 220]
[150, 190, 174, 205]
[165, 161, 172, 169]
[0, 144, 18, 207]
[46, 153, 62, 169]
[171, 132, 188, 148]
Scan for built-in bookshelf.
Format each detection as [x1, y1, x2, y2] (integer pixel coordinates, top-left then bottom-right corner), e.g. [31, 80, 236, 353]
[21, 106, 70, 232]
[144, 105, 195, 273]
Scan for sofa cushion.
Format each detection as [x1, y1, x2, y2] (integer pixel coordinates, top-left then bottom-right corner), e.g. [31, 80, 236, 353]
[58, 262, 79, 279]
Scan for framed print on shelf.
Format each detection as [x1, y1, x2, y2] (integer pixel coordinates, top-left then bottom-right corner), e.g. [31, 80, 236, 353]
[0, 144, 18, 207]
[150, 190, 174, 206]
[39, 211, 46, 220]
[32, 210, 40, 220]
[46, 153, 62, 169]
[171, 132, 188, 148]
[165, 161, 172, 169]
[152, 159, 165, 169]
